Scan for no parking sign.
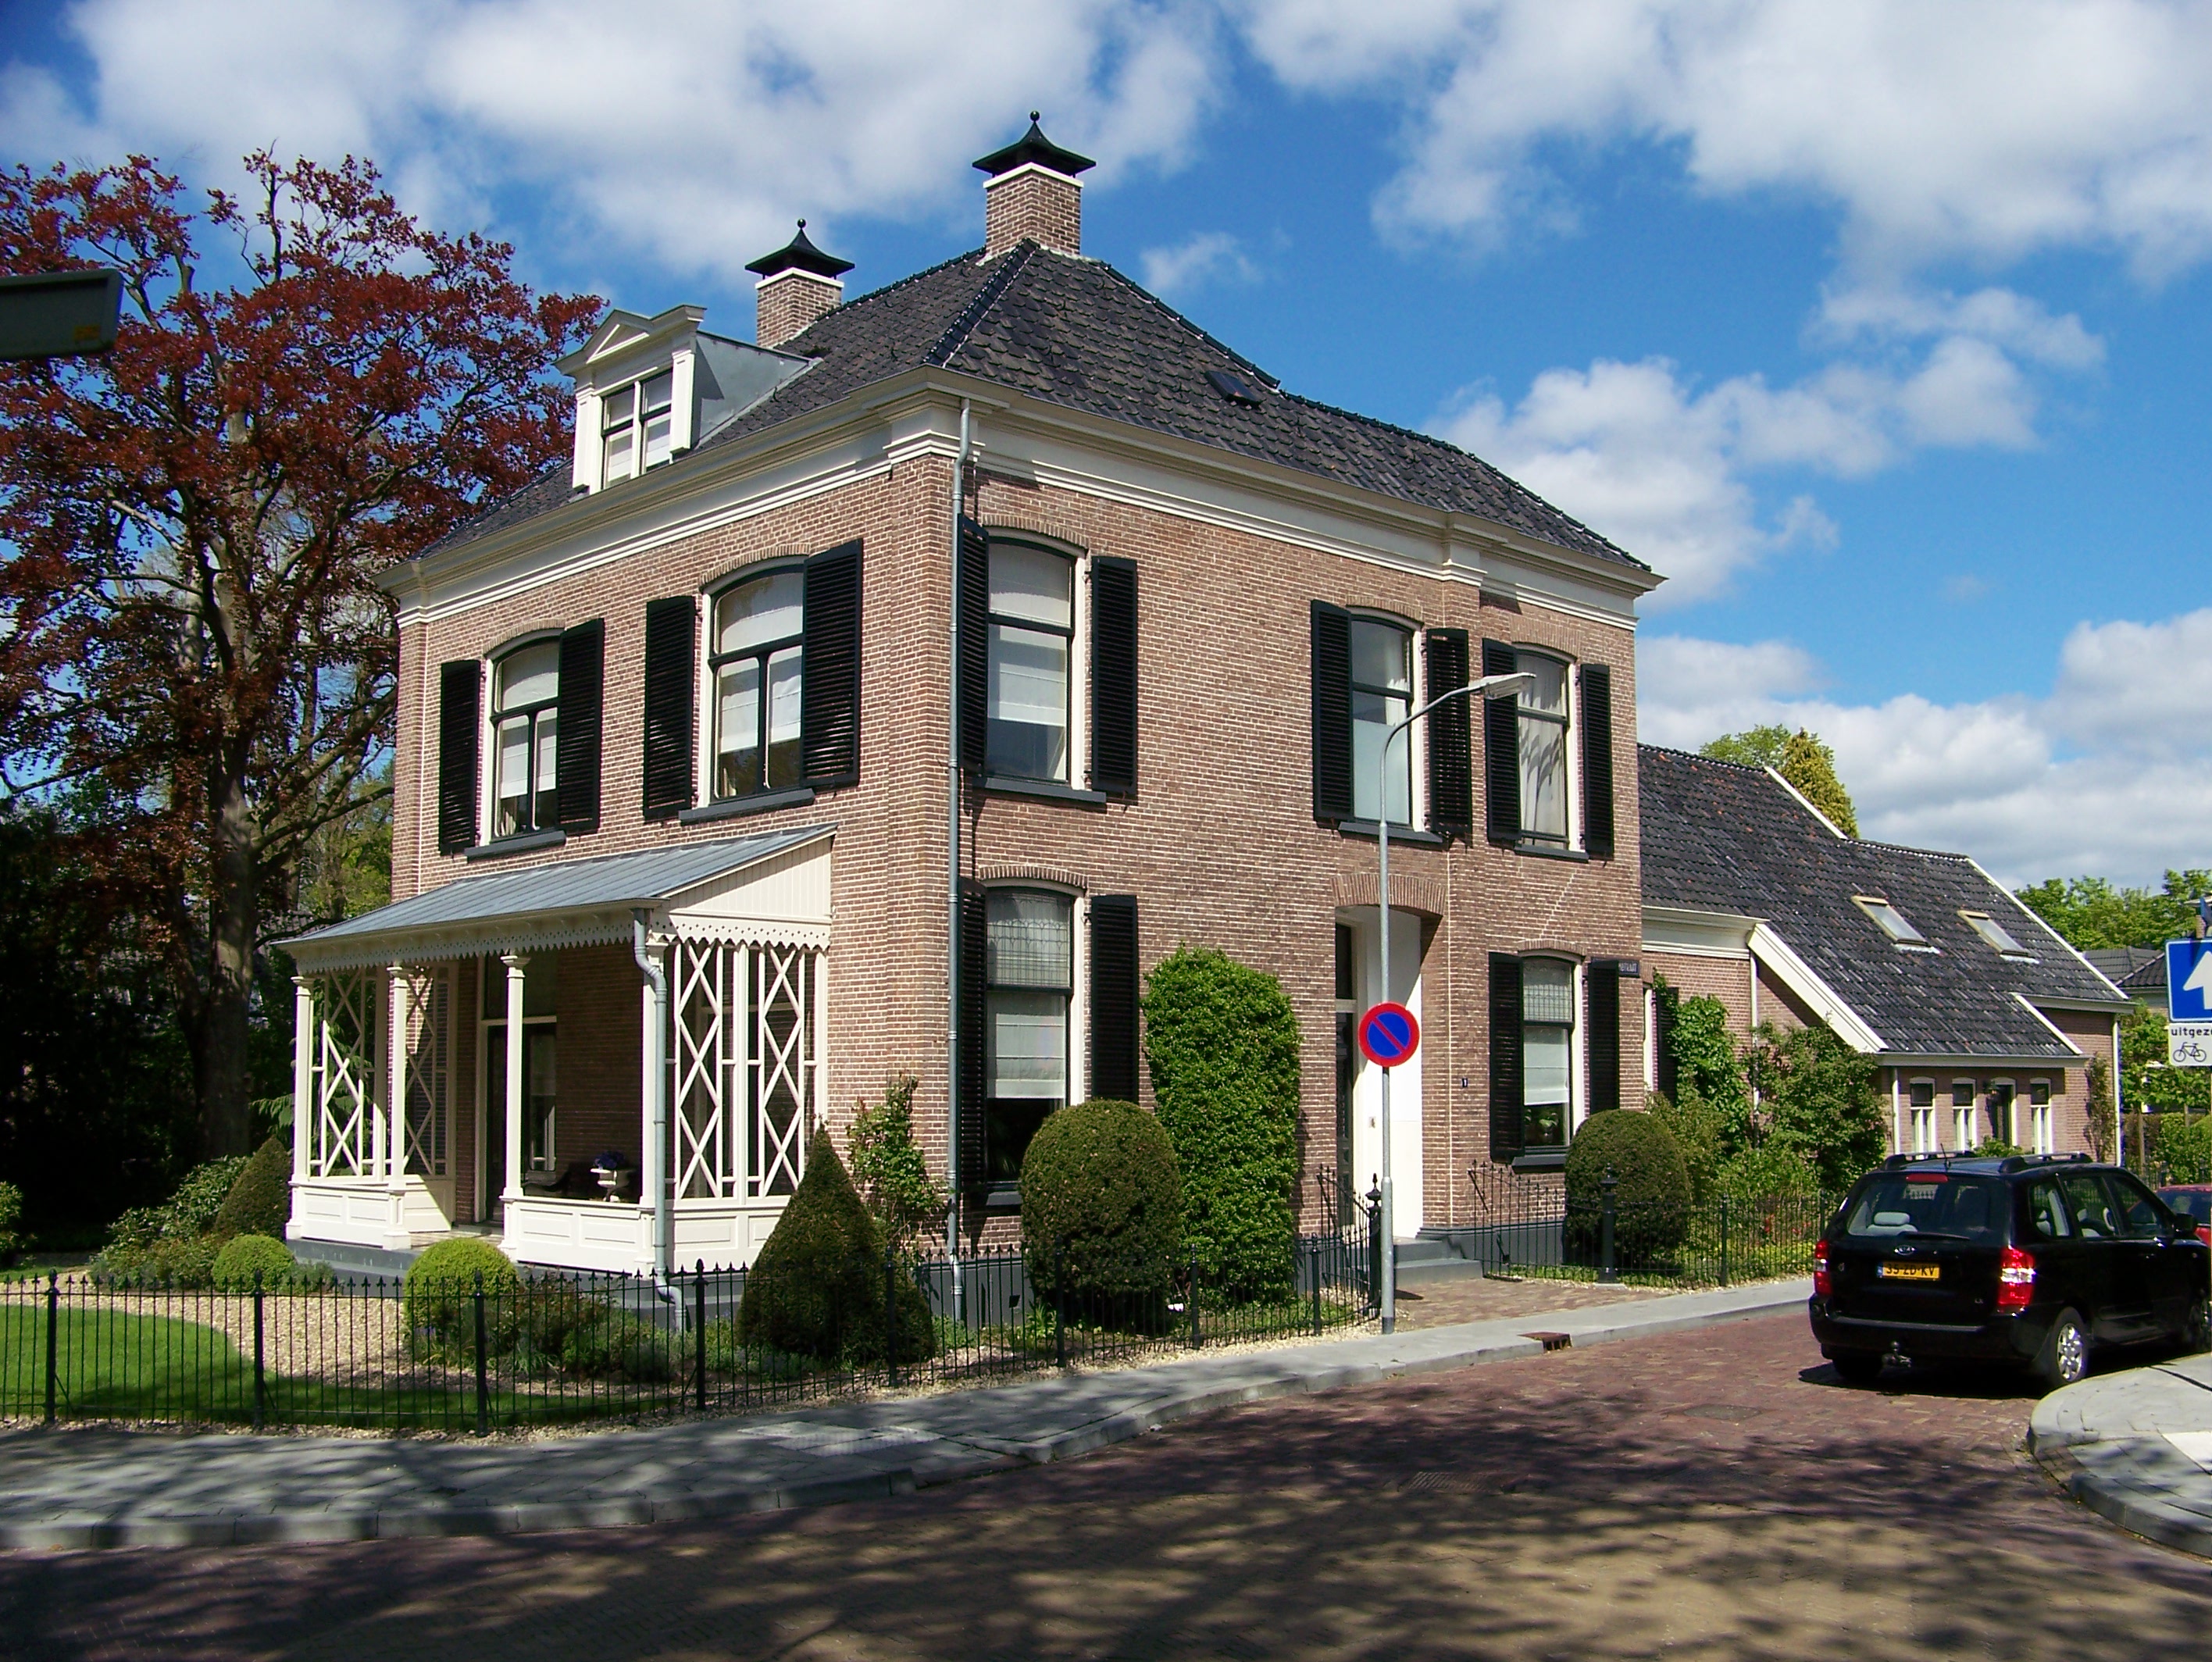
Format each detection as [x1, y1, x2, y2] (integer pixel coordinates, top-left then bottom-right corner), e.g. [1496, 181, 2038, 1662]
[1358, 1002, 1419, 1069]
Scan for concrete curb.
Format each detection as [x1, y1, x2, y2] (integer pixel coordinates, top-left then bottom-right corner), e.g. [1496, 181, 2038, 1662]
[2028, 1365, 2212, 1558]
[0, 1279, 1807, 1551]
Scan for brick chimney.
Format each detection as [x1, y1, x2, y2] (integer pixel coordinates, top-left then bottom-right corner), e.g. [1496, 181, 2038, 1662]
[744, 221, 854, 351]
[974, 113, 1095, 260]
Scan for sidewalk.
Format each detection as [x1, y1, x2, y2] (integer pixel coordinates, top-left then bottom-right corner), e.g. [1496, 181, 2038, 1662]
[0, 1278, 1807, 1551]
[2030, 1352, 2212, 1555]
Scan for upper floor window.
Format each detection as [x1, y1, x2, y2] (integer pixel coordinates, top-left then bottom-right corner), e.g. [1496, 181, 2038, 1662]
[1350, 619, 1413, 825]
[491, 642, 560, 839]
[985, 887, 1074, 1182]
[1856, 896, 1930, 948]
[1517, 651, 1570, 843]
[1960, 910, 2032, 958]
[602, 371, 674, 484]
[987, 545, 1074, 781]
[712, 570, 804, 800]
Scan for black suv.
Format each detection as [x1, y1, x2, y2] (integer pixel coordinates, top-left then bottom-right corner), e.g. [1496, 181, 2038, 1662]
[1810, 1154, 2211, 1389]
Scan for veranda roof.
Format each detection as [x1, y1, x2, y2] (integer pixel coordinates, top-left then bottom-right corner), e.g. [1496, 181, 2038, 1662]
[280, 826, 833, 972]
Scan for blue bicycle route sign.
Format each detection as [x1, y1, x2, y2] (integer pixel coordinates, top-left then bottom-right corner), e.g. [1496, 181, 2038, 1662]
[1358, 1001, 1420, 1068]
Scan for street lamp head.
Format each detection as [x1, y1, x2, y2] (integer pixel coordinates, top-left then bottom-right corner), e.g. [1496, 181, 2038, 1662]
[1475, 671, 1536, 700]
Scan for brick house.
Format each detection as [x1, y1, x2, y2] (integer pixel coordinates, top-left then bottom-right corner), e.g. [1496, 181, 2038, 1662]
[1639, 746, 2130, 1157]
[280, 119, 1661, 1277]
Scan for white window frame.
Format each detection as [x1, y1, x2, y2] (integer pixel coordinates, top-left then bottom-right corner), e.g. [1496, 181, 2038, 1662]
[983, 536, 1086, 787]
[599, 368, 676, 486]
[483, 634, 562, 843]
[1518, 954, 1579, 1154]
[1512, 644, 1576, 850]
[1345, 608, 1427, 831]
[981, 883, 1084, 1190]
[1909, 1076, 1937, 1154]
[2029, 1077, 2054, 1154]
[700, 563, 806, 804]
[1952, 1079, 1977, 1150]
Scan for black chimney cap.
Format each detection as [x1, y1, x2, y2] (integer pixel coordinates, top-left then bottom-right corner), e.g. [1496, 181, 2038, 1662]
[972, 113, 1095, 179]
[744, 220, 854, 280]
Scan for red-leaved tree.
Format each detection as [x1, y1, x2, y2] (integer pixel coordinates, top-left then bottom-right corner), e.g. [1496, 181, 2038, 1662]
[0, 153, 598, 1157]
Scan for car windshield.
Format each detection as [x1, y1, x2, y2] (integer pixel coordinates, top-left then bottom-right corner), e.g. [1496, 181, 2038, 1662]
[1842, 1173, 2008, 1243]
[2160, 1189, 2212, 1225]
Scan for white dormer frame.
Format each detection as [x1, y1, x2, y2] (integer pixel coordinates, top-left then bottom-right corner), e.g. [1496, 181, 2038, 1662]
[561, 304, 707, 494]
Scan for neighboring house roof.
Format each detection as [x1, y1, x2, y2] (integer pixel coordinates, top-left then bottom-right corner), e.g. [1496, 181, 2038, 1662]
[2084, 945, 2167, 998]
[1639, 746, 2126, 1061]
[424, 242, 1643, 569]
[280, 825, 832, 970]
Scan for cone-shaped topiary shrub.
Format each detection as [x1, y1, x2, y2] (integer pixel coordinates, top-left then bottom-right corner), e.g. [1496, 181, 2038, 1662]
[212, 1232, 323, 1293]
[213, 1136, 291, 1242]
[1142, 947, 1300, 1303]
[1564, 1109, 1691, 1266]
[738, 1132, 934, 1366]
[1020, 1100, 1182, 1321]
[404, 1237, 522, 1361]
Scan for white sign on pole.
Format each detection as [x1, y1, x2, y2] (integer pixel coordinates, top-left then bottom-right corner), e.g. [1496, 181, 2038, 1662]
[2170, 1021, 2212, 1068]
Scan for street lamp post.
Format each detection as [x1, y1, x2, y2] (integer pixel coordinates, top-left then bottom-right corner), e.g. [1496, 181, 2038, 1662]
[1375, 669, 1532, 1334]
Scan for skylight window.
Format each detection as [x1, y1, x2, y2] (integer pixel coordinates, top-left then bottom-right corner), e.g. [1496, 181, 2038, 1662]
[1960, 910, 2035, 958]
[1854, 896, 1931, 948]
[1205, 369, 1262, 407]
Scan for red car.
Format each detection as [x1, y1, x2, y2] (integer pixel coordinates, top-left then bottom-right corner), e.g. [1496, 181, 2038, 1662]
[2158, 1185, 2212, 1246]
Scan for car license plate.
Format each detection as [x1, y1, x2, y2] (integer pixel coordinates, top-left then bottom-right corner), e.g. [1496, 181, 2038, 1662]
[1878, 1263, 1941, 1282]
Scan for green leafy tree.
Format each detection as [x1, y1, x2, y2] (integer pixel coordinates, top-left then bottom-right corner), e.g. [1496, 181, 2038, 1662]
[1654, 977, 1752, 1154]
[1745, 1022, 1886, 1192]
[845, 1072, 944, 1256]
[1700, 726, 1859, 836]
[1142, 946, 1302, 1302]
[2084, 1054, 2117, 1161]
[2015, 869, 2212, 950]
[2120, 1004, 2207, 1115]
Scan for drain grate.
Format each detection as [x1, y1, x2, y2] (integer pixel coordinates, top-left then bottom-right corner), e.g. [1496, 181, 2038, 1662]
[1523, 1331, 1572, 1351]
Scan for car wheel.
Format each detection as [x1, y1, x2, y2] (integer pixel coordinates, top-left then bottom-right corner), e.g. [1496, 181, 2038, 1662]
[1830, 1350, 1883, 1384]
[2184, 1297, 2211, 1355]
[2035, 1311, 2090, 1391]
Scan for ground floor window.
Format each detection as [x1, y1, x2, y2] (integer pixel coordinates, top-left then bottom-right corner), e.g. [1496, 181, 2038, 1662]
[2030, 1078, 2053, 1154]
[1952, 1079, 1975, 1150]
[1522, 959, 1575, 1152]
[985, 888, 1074, 1183]
[1909, 1078, 1936, 1153]
[1991, 1080, 2017, 1149]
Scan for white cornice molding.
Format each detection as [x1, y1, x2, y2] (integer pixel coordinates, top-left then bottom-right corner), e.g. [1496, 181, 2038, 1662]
[1643, 903, 1760, 958]
[1748, 922, 1886, 1052]
[391, 369, 1659, 626]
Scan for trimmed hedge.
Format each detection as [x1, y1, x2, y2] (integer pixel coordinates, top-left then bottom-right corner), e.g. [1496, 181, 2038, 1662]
[403, 1237, 521, 1361]
[1565, 1109, 1691, 1262]
[1142, 947, 1301, 1303]
[213, 1136, 291, 1241]
[1020, 1100, 1182, 1311]
[212, 1232, 309, 1293]
[738, 1132, 934, 1366]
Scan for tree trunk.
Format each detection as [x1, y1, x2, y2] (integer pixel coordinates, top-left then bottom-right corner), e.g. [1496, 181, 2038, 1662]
[198, 750, 259, 1159]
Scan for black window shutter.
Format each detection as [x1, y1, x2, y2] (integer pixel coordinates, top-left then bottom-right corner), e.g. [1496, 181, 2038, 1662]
[1580, 662, 1615, 860]
[1586, 960, 1622, 1117]
[1655, 989, 1679, 1099]
[1090, 557, 1138, 796]
[641, 596, 697, 820]
[958, 880, 988, 1190]
[1425, 628, 1472, 837]
[436, 658, 481, 856]
[956, 518, 990, 774]
[1482, 639, 1521, 844]
[801, 540, 862, 786]
[555, 619, 604, 835]
[1089, 895, 1140, 1103]
[1489, 954, 1525, 1163]
[1311, 601, 1353, 821]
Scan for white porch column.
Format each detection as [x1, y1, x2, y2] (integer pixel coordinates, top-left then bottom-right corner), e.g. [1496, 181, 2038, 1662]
[503, 954, 527, 1204]
[640, 935, 669, 1278]
[291, 977, 314, 1207]
[386, 963, 411, 1250]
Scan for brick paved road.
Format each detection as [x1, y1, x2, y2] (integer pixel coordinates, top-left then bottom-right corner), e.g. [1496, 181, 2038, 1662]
[6, 1313, 2210, 1660]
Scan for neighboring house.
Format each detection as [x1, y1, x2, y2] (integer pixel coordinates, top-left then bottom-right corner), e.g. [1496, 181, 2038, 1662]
[2083, 947, 2166, 1008]
[1639, 747, 2130, 1157]
[280, 119, 1661, 1278]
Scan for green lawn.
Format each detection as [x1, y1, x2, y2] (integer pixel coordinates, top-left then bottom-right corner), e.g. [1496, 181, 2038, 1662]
[0, 1303, 258, 1421]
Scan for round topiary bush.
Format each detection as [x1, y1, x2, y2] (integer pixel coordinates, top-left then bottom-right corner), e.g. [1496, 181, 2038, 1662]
[1020, 1099, 1182, 1318]
[212, 1232, 299, 1293]
[1564, 1109, 1692, 1266]
[403, 1237, 521, 1361]
[1141, 947, 1300, 1303]
[213, 1136, 291, 1241]
[738, 1132, 934, 1366]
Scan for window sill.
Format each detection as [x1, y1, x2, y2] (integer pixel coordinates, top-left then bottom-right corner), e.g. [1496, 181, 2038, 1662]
[677, 786, 816, 826]
[463, 829, 567, 862]
[982, 776, 1110, 809]
[1511, 1150, 1568, 1173]
[1334, 820, 1445, 847]
[1503, 840, 1589, 863]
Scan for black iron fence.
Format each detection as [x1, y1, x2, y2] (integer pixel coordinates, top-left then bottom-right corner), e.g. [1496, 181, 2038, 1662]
[1441, 1170, 1839, 1288]
[1, 1227, 1376, 1434]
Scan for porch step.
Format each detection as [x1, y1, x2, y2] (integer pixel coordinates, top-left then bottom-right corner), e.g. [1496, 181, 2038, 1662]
[1396, 1229, 1486, 1286]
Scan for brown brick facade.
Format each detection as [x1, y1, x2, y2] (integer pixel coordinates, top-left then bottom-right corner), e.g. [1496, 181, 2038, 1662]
[984, 170, 1080, 259]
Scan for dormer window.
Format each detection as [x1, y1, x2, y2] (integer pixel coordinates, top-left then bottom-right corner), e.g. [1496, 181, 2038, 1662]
[602, 370, 674, 483]
[1960, 910, 2035, 959]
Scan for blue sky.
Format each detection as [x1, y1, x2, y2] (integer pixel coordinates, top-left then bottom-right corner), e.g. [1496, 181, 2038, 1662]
[6, 0, 2212, 885]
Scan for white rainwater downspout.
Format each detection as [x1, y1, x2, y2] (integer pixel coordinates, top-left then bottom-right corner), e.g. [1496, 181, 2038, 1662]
[947, 398, 972, 1308]
[633, 910, 673, 1298]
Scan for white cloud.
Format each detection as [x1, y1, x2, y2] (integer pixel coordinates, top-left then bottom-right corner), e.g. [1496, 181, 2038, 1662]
[1, 0, 1222, 284]
[1138, 230, 1258, 296]
[1236, 0, 2212, 278]
[1638, 612, 2212, 886]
